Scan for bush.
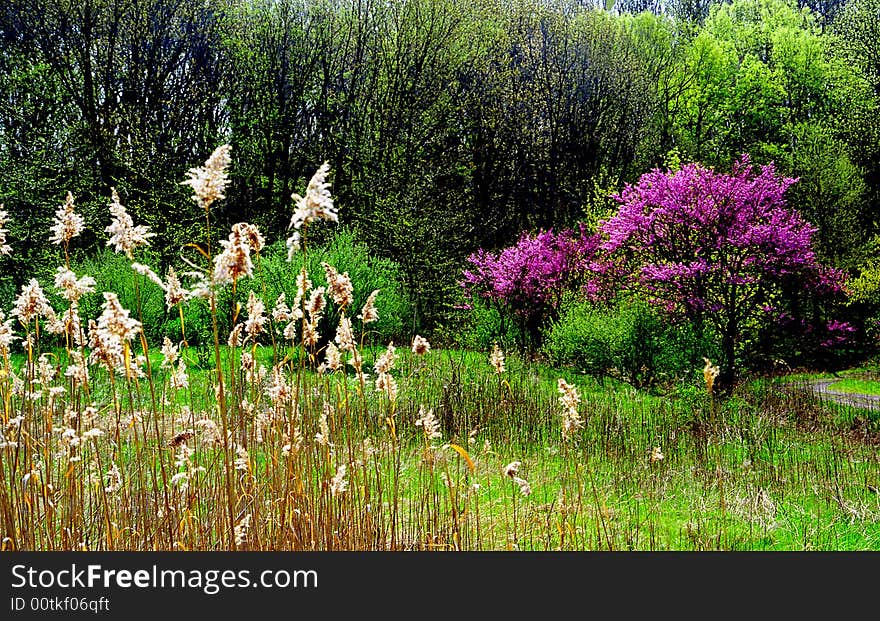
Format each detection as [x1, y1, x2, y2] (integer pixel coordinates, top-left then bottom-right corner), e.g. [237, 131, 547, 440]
[72, 248, 169, 345]
[62, 229, 409, 353]
[460, 226, 600, 350]
[226, 229, 412, 348]
[543, 295, 720, 389]
[444, 295, 522, 352]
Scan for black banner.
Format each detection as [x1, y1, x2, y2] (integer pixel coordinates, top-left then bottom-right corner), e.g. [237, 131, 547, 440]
[0, 551, 873, 617]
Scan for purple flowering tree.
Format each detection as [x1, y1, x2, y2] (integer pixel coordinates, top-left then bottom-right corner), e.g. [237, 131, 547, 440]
[600, 155, 848, 381]
[461, 227, 601, 346]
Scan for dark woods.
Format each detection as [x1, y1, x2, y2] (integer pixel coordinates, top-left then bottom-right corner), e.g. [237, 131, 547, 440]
[0, 0, 878, 354]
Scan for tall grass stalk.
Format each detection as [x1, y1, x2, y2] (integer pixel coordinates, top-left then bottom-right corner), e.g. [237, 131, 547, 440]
[2, 156, 879, 551]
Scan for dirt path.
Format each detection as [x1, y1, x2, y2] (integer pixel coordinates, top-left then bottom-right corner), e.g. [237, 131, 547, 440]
[787, 378, 880, 412]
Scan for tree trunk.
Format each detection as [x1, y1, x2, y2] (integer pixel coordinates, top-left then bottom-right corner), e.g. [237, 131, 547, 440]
[720, 319, 737, 393]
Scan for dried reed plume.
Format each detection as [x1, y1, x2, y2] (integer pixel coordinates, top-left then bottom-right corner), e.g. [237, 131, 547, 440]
[322, 262, 353, 309]
[0, 206, 11, 255]
[12, 279, 53, 324]
[490, 343, 505, 374]
[49, 191, 84, 246]
[181, 144, 232, 212]
[411, 335, 430, 356]
[286, 162, 337, 258]
[557, 378, 583, 439]
[703, 357, 720, 394]
[503, 461, 531, 496]
[54, 266, 95, 303]
[164, 266, 188, 309]
[358, 289, 380, 324]
[106, 188, 155, 258]
[415, 405, 442, 440]
[213, 222, 261, 286]
[0, 311, 19, 357]
[330, 464, 349, 497]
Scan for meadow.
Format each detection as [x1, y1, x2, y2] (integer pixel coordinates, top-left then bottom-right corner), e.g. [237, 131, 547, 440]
[3, 338, 879, 551]
[1, 149, 877, 552]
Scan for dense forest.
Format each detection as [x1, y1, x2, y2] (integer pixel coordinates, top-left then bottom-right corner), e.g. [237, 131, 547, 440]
[1, 0, 879, 374]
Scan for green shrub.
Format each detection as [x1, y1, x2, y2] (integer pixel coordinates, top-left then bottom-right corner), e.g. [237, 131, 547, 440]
[228, 229, 411, 347]
[72, 248, 169, 344]
[441, 295, 522, 352]
[543, 295, 720, 389]
[62, 230, 410, 351]
[160, 296, 214, 349]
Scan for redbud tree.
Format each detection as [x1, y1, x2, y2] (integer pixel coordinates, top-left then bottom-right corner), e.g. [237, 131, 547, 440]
[600, 155, 848, 381]
[460, 227, 600, 347]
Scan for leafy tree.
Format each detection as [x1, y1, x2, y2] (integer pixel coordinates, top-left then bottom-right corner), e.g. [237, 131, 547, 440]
[455, 4, 659, 242]
[670, 0, 877, 272]
[833, 0, 880, 246]
[674, 0, 868, 166]
[0, 0, 228, 268]
[769, 124, 868, 266]
[221, 0, 327, 238]
[834, 0, 880, 93]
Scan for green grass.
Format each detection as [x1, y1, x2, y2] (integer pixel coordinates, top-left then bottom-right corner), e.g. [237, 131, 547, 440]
[5, 340, 880, 551]
[827, 379, 880, 396]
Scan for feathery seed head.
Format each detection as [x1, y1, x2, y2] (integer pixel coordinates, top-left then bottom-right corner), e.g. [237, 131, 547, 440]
[415, 406, 442, 440]
[490, 343, 505, 374]
[375, 372, 398, 401]
[411, 334, 430, 355]
[272, 293, 291, 323]
[320, 342, 342, 374]
[286, 162, 337, 258]
[306, 287, 326, 320]
[322, 262, 353, 308]
[330, 464, 349, 497]
[503, 461, 521, 478]
[702, 357, 720, 394]
[244, 291, 267, 339]
[182, 144, 232, 212]
[164, 266, 188, 309]
[213, 223, 254, 285]
[557, 378, 583, 439]
[359, 290, 380, 324]
[333, 315, 355, 352]
[0, 311, 20, 357]
[0, 207, 11, 256]
[374, 342, 397, 374]
[54, 266, 96, 303]
[12, 279, 53, 324]
[650, 446, 665, 463]
[106, 188, 154, 258]
[49, 191, 84, 246]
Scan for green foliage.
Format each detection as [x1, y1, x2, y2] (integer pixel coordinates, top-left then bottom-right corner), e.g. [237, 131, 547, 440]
[445, 296, 522, 353]
[673, 0, 863, 167]
[161, 296, 214, 350]
[847, 235, 880, 348]
[771, 124, 868, 266]
[849, 237, 880, 298]
[60, 229, 411, 352]
[229, 229, 412, 347]
[72, 249, 168, 344]
[543, 295, 721, 388]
